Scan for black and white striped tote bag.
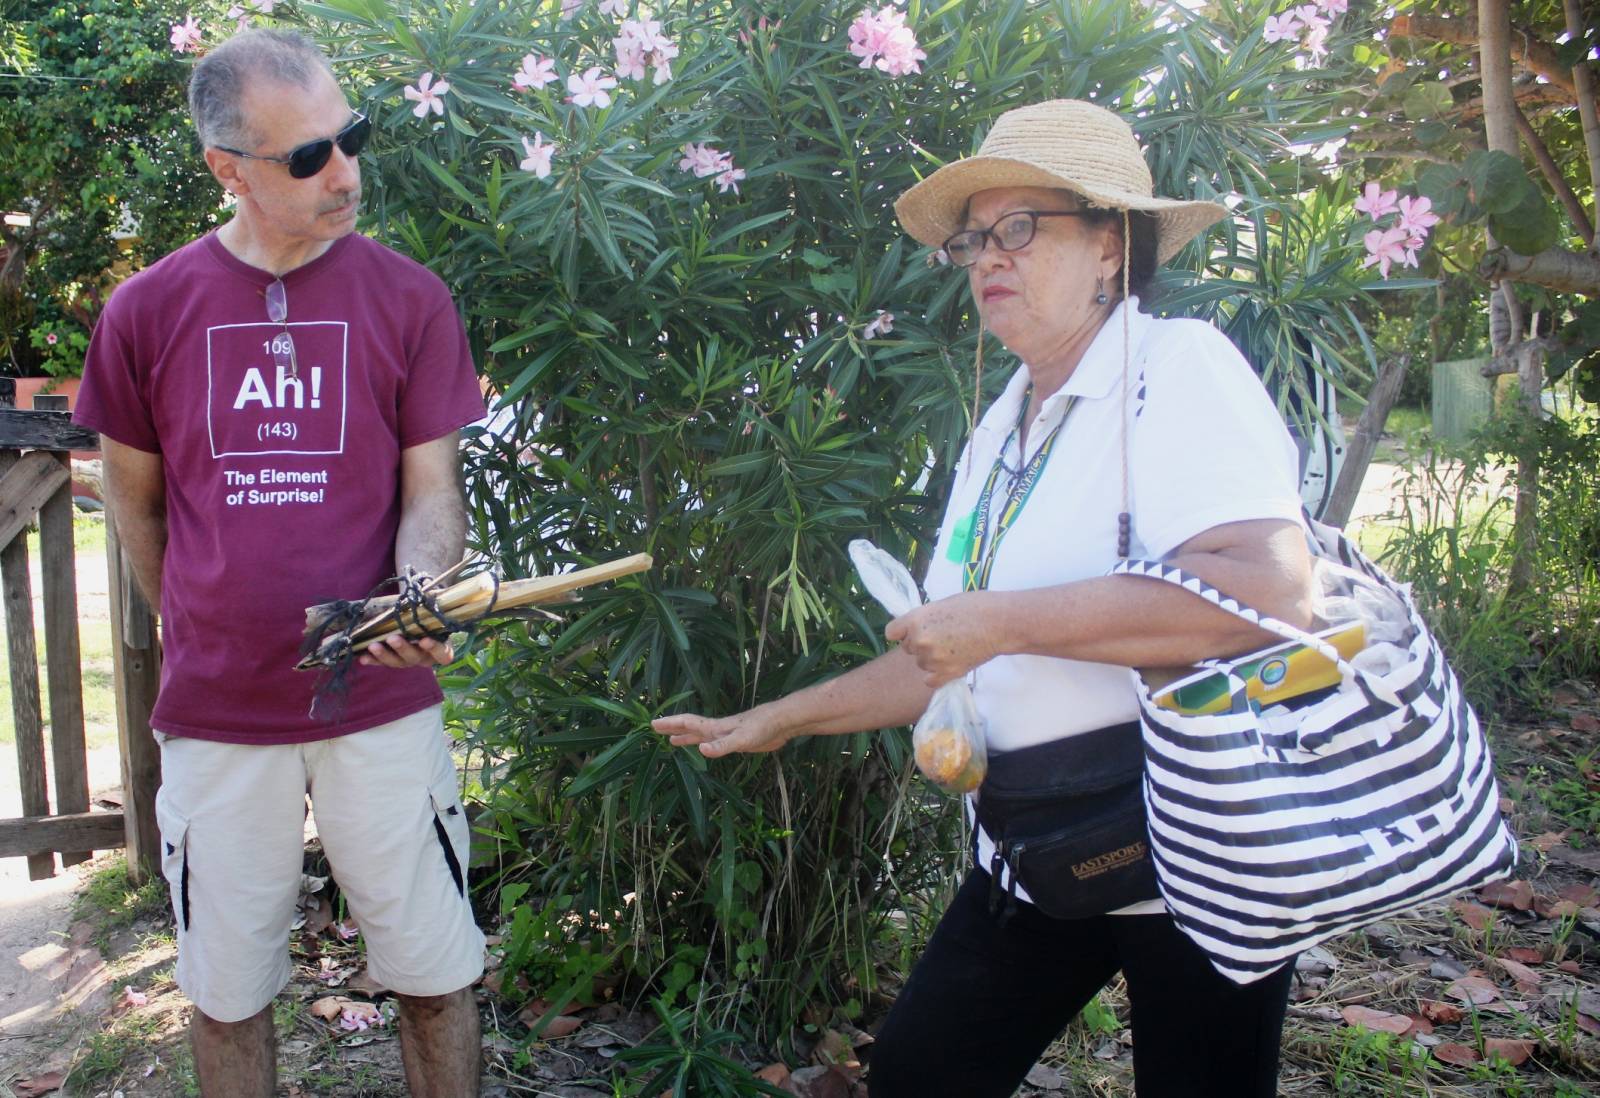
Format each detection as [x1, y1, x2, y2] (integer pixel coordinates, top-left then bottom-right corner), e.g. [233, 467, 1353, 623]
[1110, 517, 1519, 985]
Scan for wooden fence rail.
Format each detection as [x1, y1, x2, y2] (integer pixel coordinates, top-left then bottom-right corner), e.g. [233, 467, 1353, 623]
[0, 381, 160, 883]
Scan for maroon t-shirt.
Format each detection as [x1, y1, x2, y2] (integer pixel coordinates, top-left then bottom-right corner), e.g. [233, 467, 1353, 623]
[74, 232, 486, 745]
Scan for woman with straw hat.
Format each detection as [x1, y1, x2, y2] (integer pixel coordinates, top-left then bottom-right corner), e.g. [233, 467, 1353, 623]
[655, 99, 1313, 1096]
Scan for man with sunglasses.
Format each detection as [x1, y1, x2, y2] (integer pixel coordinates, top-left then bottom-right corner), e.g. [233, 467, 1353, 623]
[74, 28, 486, 1098]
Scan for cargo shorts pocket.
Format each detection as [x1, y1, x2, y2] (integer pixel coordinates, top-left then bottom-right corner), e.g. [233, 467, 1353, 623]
[154, 792, 193, 931]
[427, 776, 470, 899]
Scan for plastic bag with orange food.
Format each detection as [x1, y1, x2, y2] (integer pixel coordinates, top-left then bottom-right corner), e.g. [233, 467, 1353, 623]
[847, 540, 987, 794]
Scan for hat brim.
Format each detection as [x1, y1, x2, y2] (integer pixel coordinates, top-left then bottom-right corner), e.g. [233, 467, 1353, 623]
[894, 155, 1229, 265]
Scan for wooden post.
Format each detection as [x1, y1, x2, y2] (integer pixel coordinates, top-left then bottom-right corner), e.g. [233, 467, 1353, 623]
[1, 447, 55, 880]
[105, 512, 161, 885]
[40, 451, 89, 865]
[1324, 357, 1410, 530]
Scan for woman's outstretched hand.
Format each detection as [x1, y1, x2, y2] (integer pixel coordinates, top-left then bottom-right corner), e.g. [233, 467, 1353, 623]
[651, 709, 793, 758]
[886, 591, 1006, 688]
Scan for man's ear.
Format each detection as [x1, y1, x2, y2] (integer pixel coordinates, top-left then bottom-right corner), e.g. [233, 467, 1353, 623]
[204, 147, 249, 197]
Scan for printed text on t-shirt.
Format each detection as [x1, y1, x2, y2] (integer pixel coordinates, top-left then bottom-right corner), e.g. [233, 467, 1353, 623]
[206, 321, 348, 458]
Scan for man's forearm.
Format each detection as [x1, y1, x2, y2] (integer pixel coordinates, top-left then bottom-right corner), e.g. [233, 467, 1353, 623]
[395, 490, 467, 578]
[114, 509, 167, 609]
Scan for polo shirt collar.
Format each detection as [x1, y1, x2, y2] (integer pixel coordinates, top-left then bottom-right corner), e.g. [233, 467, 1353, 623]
[977, 298, 1154, 443]
[1045, 296, 1152, 406]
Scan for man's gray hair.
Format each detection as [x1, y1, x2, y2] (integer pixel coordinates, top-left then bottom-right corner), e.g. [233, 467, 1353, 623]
[188, 28, 336, 150]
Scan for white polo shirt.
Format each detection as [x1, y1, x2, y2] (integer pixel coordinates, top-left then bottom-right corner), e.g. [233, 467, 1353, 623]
[922, 298, 1303, 912]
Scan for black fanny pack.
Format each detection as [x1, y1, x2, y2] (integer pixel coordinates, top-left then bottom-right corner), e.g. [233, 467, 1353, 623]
[974, 721, 1159, 921]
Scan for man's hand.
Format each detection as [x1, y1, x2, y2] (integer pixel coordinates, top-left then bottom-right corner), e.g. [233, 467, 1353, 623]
[885, 591, 1007, 688]
[359, 634, 455, 669]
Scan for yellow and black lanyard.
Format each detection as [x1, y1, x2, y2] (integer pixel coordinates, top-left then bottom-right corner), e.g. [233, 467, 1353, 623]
[958, 391, 1079, 593]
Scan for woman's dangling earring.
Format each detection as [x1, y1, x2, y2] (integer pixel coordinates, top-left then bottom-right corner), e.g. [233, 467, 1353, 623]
[1095, 276, 1109, 306]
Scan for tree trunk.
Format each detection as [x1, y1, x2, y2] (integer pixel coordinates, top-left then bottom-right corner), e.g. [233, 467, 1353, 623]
[1324, 356, 1409, 530]
[1479, 0, 1542, 600]
[1564, 0, 1600, 245]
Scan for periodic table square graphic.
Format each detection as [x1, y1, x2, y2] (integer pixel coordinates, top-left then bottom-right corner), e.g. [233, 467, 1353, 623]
[206, 321, 349, 458]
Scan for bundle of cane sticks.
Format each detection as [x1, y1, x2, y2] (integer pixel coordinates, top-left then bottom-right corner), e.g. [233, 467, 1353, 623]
[296, 553, 654, 671]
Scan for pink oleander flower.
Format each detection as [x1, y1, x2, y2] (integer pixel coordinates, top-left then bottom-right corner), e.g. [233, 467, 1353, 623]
[251, 0, 276, 11]
[519, 132, 557, 178]
[848, 5, 925, 77]
[1362, 225, 1411, 279]
[862, 310, 895, 339]
[1401, 233, 1426, 268]
[1395, 195, 1440, 236]
[1354, 181, 1399, 221]
[1262, 12, 1301, 44]
[599, 0, 628, 14]
[561, 0, 584, 16]
[1303, 24, 1329, 63]
[652, 56, 673, 84]
[1296, 4, 1329, 31]
[226, 4, 250, 31]
[566, 66, 618, 108]
[169, 16, 203, 53]
[404, 72, 450, 118]
[715, 166, 746, 194]
[614, 41, 647, 81]
[512, 53, 558, 91]
[121, 986, 148, 1008]
[338, 1004, 383, 1032]
[335, 920, 360, 941]
[678, 142, 731, 178]
[1316, 0, 1347, 14]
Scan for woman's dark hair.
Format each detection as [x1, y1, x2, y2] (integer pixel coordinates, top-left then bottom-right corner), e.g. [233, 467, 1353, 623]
[1082, 207, 1159, 302]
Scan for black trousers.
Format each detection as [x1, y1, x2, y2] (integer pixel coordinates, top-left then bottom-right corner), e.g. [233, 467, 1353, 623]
[869, 869, 1296, 1098]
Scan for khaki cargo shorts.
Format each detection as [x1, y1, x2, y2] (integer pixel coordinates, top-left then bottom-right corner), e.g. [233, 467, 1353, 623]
[153, 706, 485, 1023]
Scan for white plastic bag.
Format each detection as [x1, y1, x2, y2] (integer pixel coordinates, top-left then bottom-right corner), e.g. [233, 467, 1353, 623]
[848, 540, 988, 794]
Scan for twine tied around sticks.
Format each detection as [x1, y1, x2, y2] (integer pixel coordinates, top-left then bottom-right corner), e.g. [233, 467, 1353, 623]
[298, 565, 501, 722]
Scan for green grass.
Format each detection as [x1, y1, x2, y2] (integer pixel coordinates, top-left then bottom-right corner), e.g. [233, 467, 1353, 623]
[72, 853, 171, 952]
[0, 511, 117, 748]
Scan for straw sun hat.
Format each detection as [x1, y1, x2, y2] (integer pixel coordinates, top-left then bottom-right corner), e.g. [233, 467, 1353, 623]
[895, 99, 1228, 266]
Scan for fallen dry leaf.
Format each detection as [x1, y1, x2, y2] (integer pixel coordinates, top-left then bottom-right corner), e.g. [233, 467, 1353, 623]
[814, 1027, 856, 1067]
[787, 1064, 855, 1098]
[1483, 1037, 1537, 1066]
[310, 996, 347, 1022]
[754, 1063, 790, 1086]
[1501, 946, 1543, 964]
[1495, 957, 1541, 992]
[1451, 900, 1497, 931]
[1572, 712, 1600, 734]
[1557, 884, 1600, 907]
[1545, 900, 1582, 919]
[1557, 960, 1582, 975]
[12, 1072, 65, 1097]
[1529, 831, 1570, 853]
[1432, 1042, 1481, 1066]
[1478, 879, 1534, 912]
[534, 1014, 583, 1039]
[1445, 976, 1500, 1006]
[1341, 1005, 1414, 1035]
[1576, 1013, 1600, 1037]
[1404, 1014, 1435, 1035]
[344, 967, 388, 997]
[1419, 999, 1465, 1024]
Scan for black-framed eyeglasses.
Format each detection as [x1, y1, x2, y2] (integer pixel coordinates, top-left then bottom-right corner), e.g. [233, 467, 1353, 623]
[942, 210, 1089, 268]
[217, 112, 371, 180]
[264, 278, 298, 379]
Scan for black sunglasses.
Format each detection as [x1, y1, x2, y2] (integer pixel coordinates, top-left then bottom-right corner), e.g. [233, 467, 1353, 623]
[942, 209, 1089, 268]
[217, 113, 371, 179]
